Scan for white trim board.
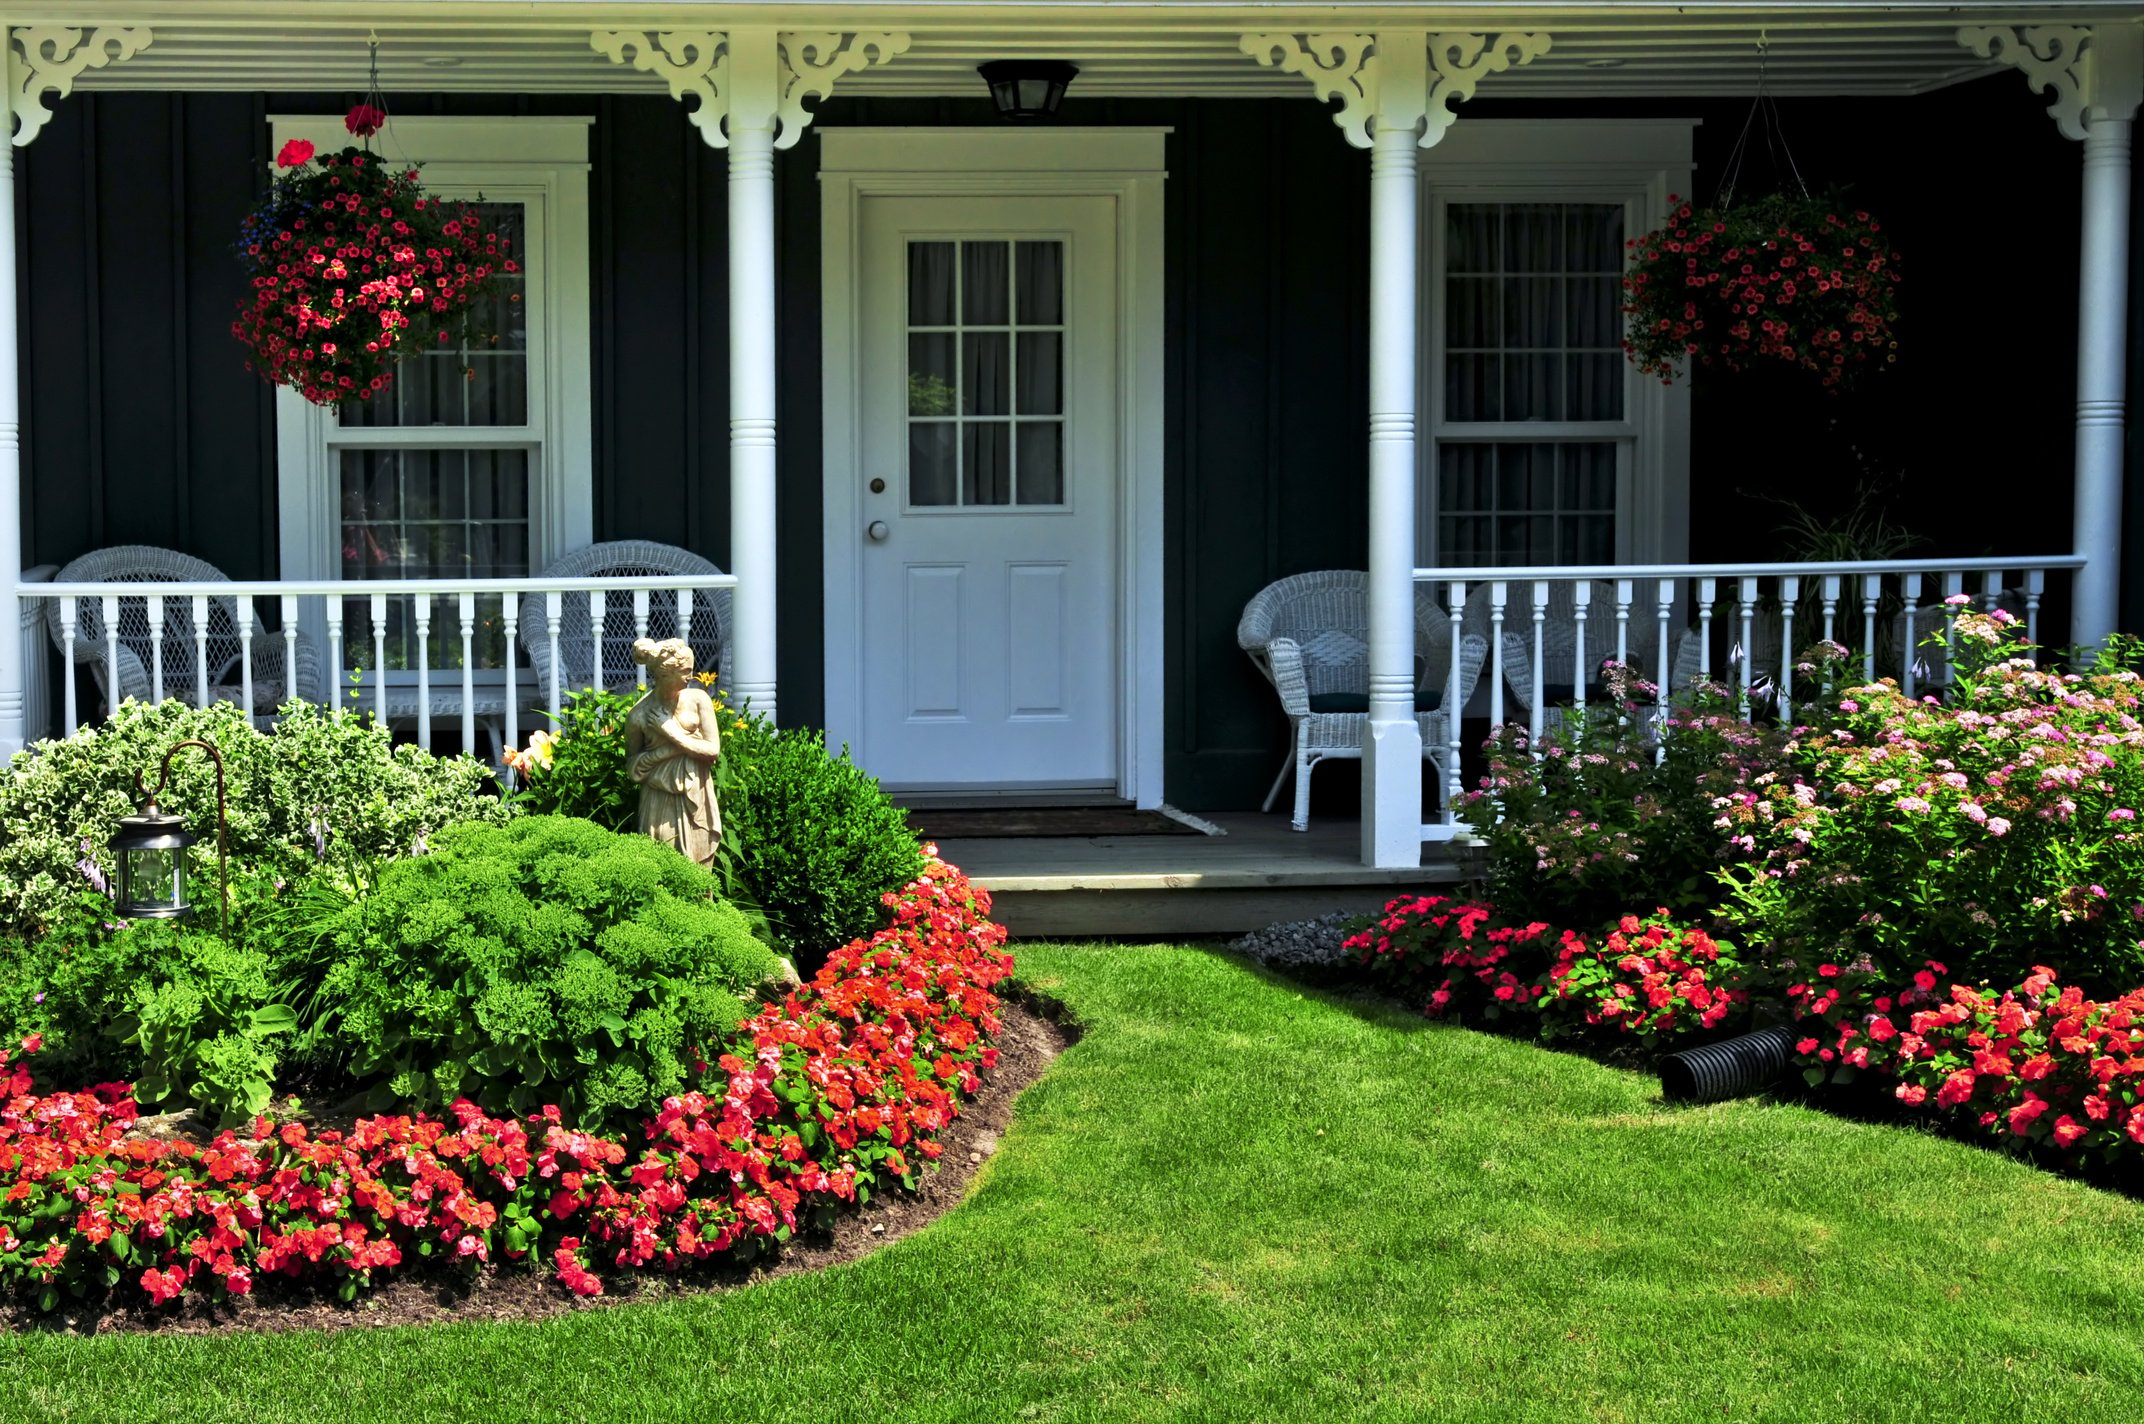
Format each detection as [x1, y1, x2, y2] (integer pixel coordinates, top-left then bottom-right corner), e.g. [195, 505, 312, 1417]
[818, 127, 1168, 809]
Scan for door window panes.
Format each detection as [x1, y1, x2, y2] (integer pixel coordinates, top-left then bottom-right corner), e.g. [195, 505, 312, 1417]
[1437, 442, 1616, 567]
[906, 237, 1067, 508]
[1445, 203, 1624, 423]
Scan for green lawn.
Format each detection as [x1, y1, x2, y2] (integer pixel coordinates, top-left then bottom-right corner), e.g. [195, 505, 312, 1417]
[7, 942, 2144, 1423]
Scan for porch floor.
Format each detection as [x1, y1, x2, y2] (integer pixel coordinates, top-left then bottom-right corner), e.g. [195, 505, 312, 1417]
[935, 811, 1464, 938]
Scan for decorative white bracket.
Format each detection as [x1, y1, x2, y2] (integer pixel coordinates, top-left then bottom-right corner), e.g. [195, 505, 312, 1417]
[593, 27, 908, 149]
[1959, 24, 2144, 140]
[11, 25, 152, 147]
[1240, 30, 1548, 149]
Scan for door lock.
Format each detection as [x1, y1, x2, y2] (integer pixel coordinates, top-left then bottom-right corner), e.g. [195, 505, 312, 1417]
[867, 520, 891, 542]
[868, 477, 886, 494]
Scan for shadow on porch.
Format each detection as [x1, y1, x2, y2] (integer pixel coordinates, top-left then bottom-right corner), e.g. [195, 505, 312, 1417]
[934, 811, 1466, 938]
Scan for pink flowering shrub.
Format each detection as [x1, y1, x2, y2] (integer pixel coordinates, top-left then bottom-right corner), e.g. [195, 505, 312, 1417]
[1539, 910, 1751, 1047]
[1721, 609, 2144, 993]
[1788, 958, 2144, 1162]
[1344, 896, 1553, 1020]
[0, 857, 1011, 1311]
[1461, 666, 1789, 931]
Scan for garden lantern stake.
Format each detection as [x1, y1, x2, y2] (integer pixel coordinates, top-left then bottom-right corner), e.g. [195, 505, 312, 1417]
[107, 738, 230, 933]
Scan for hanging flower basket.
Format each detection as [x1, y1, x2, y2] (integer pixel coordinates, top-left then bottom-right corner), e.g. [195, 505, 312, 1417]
[1621, 191, 1900, 392]
[231, 107, 515, 407]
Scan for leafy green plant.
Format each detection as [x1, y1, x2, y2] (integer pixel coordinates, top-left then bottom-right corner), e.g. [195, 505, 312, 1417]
[503, 687, 641, 830]
[305, 815, 780, 1127]
[719, 711, 926, 961]
[0, 698, 508, 936]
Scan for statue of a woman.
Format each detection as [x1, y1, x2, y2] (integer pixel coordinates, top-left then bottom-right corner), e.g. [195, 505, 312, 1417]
[624, 637, 722, 869]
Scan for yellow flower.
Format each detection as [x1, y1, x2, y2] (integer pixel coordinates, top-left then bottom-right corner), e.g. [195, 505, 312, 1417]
[693, 671, 719, 688]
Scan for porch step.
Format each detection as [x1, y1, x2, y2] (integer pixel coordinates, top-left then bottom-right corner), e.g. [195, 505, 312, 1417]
[938, 811, 1466, 938]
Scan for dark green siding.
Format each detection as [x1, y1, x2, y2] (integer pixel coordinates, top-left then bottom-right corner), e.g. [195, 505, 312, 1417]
[14, 82, 2088, 810]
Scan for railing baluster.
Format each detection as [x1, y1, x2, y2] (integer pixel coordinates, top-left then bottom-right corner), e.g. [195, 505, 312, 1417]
[1572, 581, 1590, 716]
[633, 588, 651, 687]
[1737, 576, 1757, 720]
[1982, 569, 2003, 613]
[326, 596, 346, 714]
[58, 595, 77, 731]
[459, 591, 477, 755]
[1901, 573, 1923, 699]
[1445, 580, 1465, 823]
[103, 594, 121, 719]
[238, 596, 255, 721]
[545, 591, 564, 719]
[414, 593, 432, 747]
[371, 592, 389, 727]
[147, 594, 166, 705]
[191, 595, 210, 708]
[1615, 578, 1632, 667]
[2026, 569, 2045, 648]
[503, 591, 521, 778]
[1654, 578, 1674, 759]
[1943, 572, 1964, 686]
[1821, 575, 1841, 647]
[281, 595, 299, 714]
[588, 589, 606, 691]
[1697, 577, 1716, 680]
[1780, 575, 1800, 721]
[1488, 581, 1507, 732]
[1529, 579, 1547, 746]
[1862, 573, 1881, 680]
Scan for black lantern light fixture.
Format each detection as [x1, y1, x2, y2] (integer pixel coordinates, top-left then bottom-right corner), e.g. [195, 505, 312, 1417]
[107, 738, 230, 932]
[978, 60, 1078, 120]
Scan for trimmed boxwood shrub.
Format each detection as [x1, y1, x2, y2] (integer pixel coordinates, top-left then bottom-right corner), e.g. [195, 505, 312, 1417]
[304, 815, 779, 1127]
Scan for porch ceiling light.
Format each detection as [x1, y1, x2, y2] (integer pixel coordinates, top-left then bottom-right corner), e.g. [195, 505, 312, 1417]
[978, 60, 1078, 120]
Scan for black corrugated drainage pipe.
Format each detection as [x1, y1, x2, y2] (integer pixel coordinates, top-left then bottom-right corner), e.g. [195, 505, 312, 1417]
[1659, 1025, 1800, 1104]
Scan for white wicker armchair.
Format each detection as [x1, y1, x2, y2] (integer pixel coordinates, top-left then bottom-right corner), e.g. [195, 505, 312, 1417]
[1237, 570, 1490, 832]
[42, 545, 326, 718]
[519, 540, 731, 700]
[1497, 580, 1702, 716]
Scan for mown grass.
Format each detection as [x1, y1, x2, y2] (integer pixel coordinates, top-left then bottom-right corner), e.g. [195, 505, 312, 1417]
[6, 942, 2143, 1423]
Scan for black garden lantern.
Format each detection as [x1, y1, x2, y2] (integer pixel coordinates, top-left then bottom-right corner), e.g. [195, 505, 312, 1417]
[107, 738, 230, 931]
[978, 60, 1078, 120]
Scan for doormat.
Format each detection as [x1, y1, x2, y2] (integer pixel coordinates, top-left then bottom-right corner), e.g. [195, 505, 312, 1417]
[905, 807, 1207, 839]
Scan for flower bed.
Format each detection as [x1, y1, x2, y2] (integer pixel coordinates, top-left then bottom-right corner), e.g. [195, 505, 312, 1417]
[0, 857, 1010, 1311]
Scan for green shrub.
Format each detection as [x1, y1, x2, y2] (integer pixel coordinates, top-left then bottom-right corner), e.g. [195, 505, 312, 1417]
[0, 699, 509, 936]
[719, 711, 925, 960]
[504, 687, 640, 831]
[304, 815, 779, 1127]
[0, 916, 291, 1126]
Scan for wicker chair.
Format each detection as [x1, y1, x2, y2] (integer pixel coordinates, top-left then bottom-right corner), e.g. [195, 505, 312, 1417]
[42, 544, 326, 720]
[519, 540, 731, 702]
[1237, 570, 1489, 832]
[1496, 580, 1701, 719]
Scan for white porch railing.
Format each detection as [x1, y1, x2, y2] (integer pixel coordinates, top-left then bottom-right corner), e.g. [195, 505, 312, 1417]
[1412, 554, 2088, 828]
[16, 573, 738, 761]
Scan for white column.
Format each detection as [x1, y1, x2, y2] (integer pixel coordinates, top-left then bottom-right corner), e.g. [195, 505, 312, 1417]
[0, 42, 22, 760]
[727, 122, 779, 723]
[1361, 123, 1423, 867]
[2074, 110, 2133, 649]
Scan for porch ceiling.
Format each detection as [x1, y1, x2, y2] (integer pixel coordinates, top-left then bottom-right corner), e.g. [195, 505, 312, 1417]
[36, 2, 2144, 99]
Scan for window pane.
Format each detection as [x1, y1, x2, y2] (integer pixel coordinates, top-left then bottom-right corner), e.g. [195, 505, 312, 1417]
[339, 447, 530, 668]
[962, 241, 1009, 325]
[909, 423, 957, 506]
[1017, 241, 1064, 324]
[964, 423, 1011, 505]
[1448, 205, 1499, 272]
[1446, 354, 1500, 422]
[1017, 333, 1062, 415]
[909, 333, 957, 415]
[1017, 423, 1063, 505]
[1435, 440, 1617, 567]
[963, 332, 1009, 416]
[909, 242, 955, 325]
[1444, 202, 1625, 424]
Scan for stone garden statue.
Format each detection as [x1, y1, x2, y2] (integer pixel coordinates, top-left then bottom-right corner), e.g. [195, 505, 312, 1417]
[625, 637, 722, 870]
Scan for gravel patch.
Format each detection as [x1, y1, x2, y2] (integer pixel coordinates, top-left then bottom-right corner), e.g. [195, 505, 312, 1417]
[1229, 912, 1362, 973]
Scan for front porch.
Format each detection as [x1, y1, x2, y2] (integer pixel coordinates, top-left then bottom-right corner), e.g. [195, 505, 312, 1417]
[0, 4, 2134, 872]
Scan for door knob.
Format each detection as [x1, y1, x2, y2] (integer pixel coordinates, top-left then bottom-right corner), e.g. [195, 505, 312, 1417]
[866, 520, 890, 542]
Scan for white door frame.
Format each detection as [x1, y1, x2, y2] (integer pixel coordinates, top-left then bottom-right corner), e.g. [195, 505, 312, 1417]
[819, 127, 1168, 807]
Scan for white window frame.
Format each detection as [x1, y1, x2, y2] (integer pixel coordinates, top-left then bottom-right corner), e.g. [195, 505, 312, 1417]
[1417, 120, 1696, 568]
[268, 116, 594, 589]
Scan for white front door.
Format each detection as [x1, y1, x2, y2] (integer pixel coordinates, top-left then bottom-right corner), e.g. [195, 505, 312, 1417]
[852, 195, 1119, 792]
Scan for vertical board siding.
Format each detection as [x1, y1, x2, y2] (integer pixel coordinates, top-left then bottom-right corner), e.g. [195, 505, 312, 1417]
[11, 86, 2099, 809]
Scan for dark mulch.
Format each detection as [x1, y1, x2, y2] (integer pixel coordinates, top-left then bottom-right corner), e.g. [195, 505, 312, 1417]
[5, 996, 1074, 1338]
